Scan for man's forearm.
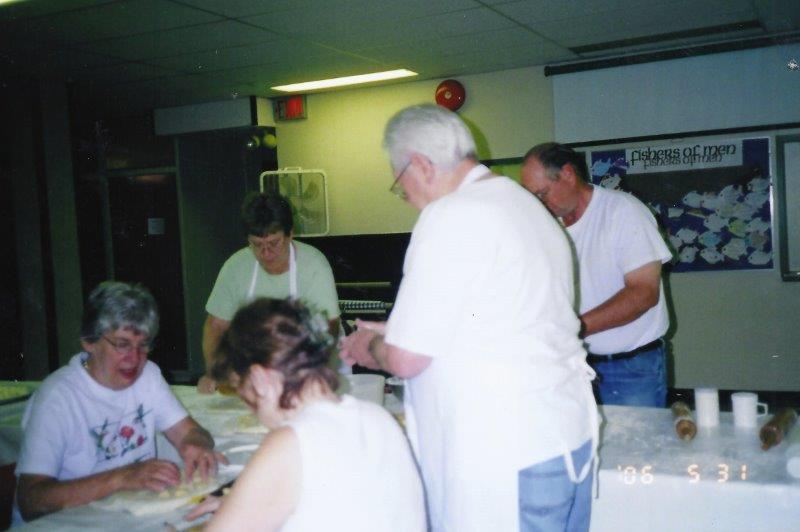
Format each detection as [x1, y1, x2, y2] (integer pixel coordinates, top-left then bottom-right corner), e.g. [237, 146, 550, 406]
[581, 285, 657, 337]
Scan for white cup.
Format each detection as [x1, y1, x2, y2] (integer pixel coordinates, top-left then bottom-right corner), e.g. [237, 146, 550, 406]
[343, 374, 385, 406]
[731, 392, 768, 428]
[695, 388, 719, 427]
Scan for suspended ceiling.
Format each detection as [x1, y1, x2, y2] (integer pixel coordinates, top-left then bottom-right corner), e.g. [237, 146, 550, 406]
[1, 0, 798, 115]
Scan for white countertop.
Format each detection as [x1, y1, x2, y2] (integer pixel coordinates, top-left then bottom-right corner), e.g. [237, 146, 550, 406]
[2, 385, 798, 531]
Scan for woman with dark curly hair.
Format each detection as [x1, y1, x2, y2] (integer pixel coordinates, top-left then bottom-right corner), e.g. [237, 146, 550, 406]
[187, 298, 425, 531]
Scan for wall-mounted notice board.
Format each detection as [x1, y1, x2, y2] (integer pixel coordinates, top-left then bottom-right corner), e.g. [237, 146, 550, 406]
[588, 137, 772, 273]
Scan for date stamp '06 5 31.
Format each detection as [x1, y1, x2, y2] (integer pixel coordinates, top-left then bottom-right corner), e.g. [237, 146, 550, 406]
[615, 464, 748, 485]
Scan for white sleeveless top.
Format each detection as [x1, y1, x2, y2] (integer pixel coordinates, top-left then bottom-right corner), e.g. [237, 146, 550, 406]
[281, 395, 426, 532]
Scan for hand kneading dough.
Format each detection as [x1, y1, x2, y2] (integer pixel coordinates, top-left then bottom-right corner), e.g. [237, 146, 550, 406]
[92, 470, 220, 516]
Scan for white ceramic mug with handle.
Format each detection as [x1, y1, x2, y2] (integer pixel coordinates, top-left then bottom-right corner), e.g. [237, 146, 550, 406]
[731, 391, 768, 428]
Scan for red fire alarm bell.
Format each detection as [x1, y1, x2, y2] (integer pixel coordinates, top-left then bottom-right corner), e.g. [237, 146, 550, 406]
[435, 79, 466, 111]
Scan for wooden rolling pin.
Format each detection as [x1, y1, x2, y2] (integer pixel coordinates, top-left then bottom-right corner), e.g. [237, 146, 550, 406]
[671, 401, 697, 441]
[760, 407, 798, 451]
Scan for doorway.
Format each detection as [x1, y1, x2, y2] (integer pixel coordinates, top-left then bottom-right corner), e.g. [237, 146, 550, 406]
[107, 171, 187, 374]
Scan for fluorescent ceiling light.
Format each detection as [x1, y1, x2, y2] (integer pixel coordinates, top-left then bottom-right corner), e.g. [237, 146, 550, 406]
[272, 69, 417, 92]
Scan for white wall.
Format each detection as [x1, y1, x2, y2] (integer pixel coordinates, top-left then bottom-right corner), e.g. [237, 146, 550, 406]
[553, 44, 800, 143]
[552, 45, 800, 391]
[276, 65, 553, 234]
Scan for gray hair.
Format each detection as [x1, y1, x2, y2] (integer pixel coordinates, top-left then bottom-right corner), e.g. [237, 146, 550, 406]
[80, 282, 159, 342]
[382, 104, 477, 172]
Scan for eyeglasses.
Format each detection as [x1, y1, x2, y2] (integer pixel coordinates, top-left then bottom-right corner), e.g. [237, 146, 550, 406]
[389, 160, 411, 200]
[248, 234, 286, 254]
[102, 335, 152, 356]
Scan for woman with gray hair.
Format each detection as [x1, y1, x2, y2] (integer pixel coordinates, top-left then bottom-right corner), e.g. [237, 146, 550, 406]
[15, 282, 225, 522]
[342, 104, 598, 531]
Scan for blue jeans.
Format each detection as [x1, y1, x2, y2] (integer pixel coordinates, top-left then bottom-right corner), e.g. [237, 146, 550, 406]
[589, 340, 667, 407]
[519, 439, 594, 532]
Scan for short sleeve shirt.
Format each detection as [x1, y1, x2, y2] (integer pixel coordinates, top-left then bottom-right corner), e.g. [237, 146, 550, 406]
[566, 185, 673, 354]
[205, 240, 340, 321]
[16, 353, 188, 481]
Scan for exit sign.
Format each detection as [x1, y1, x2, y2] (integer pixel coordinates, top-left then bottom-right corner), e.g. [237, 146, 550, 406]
[273, 95, 307, 121]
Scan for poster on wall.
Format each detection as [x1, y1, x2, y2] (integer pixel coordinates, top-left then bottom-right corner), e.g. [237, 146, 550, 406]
[588, 138, 772, 272]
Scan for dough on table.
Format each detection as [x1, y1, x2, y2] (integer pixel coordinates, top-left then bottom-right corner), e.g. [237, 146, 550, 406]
[235, 413, 269, 434]
[91, 470, 220, 516]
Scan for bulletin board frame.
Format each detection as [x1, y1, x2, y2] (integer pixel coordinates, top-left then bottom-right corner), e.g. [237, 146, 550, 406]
[586, 136, 773, 273]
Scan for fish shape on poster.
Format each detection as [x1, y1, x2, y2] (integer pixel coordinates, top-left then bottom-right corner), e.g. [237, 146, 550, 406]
[676, 228, 698, 244]
[591, 158, 613, 176]
[715, 203, 737, 219]
[682, 191, 703, 208]
[733, 202, 757, 220]
[700, 247, 725, 264]
[747, 218, 770, 233]
[748, 250, 771, 265]
[718, 184, 742, 203]
[746, 232, 768, 250]
[703, 213, 729, 232]
[722, 238, 747, 260]
[698, 231, 722, 248]
[727, 219, 748, 238]
[744, 191, 769, 209]
[748, 177, 769, 193]
[679, 246, 698, 263]
[701, 193, 721, 211]
[601, 175, 622, 189]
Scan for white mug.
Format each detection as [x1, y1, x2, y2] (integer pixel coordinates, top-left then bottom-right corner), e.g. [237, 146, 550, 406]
[731, 392, 768, 428]
[695, 387, 720, 427]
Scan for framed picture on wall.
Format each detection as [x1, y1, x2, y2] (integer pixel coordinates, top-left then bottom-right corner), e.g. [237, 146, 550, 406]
[587, 138, 772, 272]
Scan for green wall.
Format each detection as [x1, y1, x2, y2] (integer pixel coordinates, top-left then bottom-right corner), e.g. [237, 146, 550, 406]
[276, 65, 553, 235]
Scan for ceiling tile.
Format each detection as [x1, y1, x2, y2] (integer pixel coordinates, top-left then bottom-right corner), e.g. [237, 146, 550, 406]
[494, 0, 653, 23]
[313, 7, 518, 50]
[0, 0, 115, 21]
[243, 3, 501, 47]
[527, 2, 759, 47]
[75, 20, 278, 62]
[80, 61, 182, 86]
[177, 0, 392, 18]
[358, 27, 548, 63]
[215, 54, 386, 88]
[147, 39, 335, 73]
[14, 0, 223, 47]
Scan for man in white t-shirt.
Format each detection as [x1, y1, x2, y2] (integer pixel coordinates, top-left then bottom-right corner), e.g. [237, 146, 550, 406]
[521, 143, 673, 407]
[341, 105, 598, 532]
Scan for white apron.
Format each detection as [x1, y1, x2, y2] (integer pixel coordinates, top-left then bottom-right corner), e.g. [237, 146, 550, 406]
[246, 242, 298, 299]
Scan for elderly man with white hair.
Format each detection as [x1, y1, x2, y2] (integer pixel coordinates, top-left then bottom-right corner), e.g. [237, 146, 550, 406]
[340, 104, 599, 532]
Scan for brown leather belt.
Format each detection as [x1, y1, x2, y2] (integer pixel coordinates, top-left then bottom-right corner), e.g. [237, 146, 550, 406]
[586, 338, 663, 363]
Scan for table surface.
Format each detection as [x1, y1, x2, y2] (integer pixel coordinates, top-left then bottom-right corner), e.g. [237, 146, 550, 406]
[1, 384, 798, 531]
